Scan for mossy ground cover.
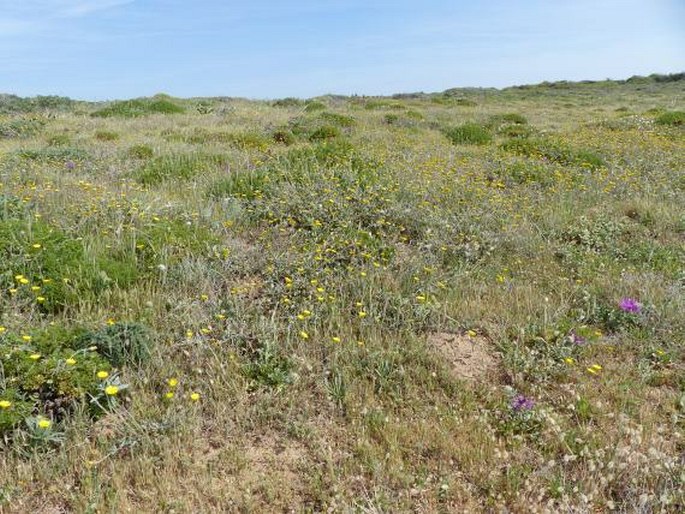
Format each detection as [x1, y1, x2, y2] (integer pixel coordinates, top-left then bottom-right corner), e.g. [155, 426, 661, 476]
[0, 78, 683, 512]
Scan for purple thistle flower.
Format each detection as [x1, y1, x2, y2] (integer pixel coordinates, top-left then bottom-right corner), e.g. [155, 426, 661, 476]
[511, 394, 535, 412]
[569, 331, 586, 345]
[65, 160, 75, 170]
[619, 297, 641, 314]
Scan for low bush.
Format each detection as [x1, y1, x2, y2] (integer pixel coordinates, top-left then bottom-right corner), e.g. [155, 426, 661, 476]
[444, 123, 492, 145]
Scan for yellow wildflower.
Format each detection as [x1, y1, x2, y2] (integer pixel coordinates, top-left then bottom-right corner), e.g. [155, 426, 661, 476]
[105, 385, 119, 396]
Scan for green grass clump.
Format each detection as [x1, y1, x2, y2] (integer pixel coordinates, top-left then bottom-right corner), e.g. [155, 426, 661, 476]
[135, 153, 228, 184]
[307, 124, 341, 141]
[488, 113, 528, 126]
[443, 122, 492, 145]
[17, 146, 88, 162]
[655, 110, 685, 126]
[272, 97, 304, 108]
[318, 111, 356, 128]
[0, 326, 118, 436]
[76, 322, 153, 368]
[303, 100, 327, 112]
[271, 128, 296, 145]
[0, 194, 25, 220]
[91, 97, 185, 118]
[94, 130, 120, 141]
[501, 137, 605, 169]
[179, 129, 270, 150]
[46, 133, 71, 146]
[0, 219, 141, 313]
[207, 169, 271, 200]
[0, 117, 46, 139]
[243, 342, 295, 390]
[134, 217, 219, 265]
[127, 143, 154, 159]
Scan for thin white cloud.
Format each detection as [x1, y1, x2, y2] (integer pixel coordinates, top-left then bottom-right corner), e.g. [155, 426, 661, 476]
[58, 0, 134, 17]
[0, 0, 133, 37]
[0, 0, 133, 21]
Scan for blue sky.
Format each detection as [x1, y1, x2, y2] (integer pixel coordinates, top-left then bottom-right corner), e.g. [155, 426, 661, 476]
[1, 0, 683, 100]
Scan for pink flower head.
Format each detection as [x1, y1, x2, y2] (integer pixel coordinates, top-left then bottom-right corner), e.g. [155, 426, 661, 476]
[511, 394, 535, 411]
[619, 297, 641, 314]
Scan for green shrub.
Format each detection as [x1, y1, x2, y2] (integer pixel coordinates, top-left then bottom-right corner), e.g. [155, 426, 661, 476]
[489, 113, 528, 126]
[224, 131, 270, 151]
[303, 101, 327, 112]
[572, 149, 605, 169]
[183, 129, 269, 150]
[18, 147, 88, 162]
[312, 139, 356, 165]
[497, 124, 534, 138]
[0, 95, 74, 114]
[433, 95, 477, 106]
[46, 134, 71, 146]
[272, 98, 304, 108]
[443, 123, 492, 145]
[363, 100, 394, 110]
[135, 153, 228, 185]
[133, 218, 219, 266]
[92, 98, 185, 118]
[308, 125, 341, 141]
[0, 219, 144, 312]
[94, 130, 120, 141]
[207, 169, 271, 200]
[655, 111, 685, 127]
[271, 128, 296, 145]
[0, 327, 114, 435]
[318, 112, 355, 128]
[94, 254, 140, 288]
[76, 322, 153, 368]
[498, 161, 551, 185]
[127, 144, 154, 159]
[0, 194, 24, 220]
[195, 100, 214, 114]
[0, 117, 46, 139]
[501, 138, 605, 169]
[562, 215, 623, 252]
[243, 342, 294, 390]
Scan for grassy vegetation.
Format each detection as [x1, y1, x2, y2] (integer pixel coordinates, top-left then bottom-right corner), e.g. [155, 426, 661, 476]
[0, 75, 684, 512]
[91, 95, 185, 118]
